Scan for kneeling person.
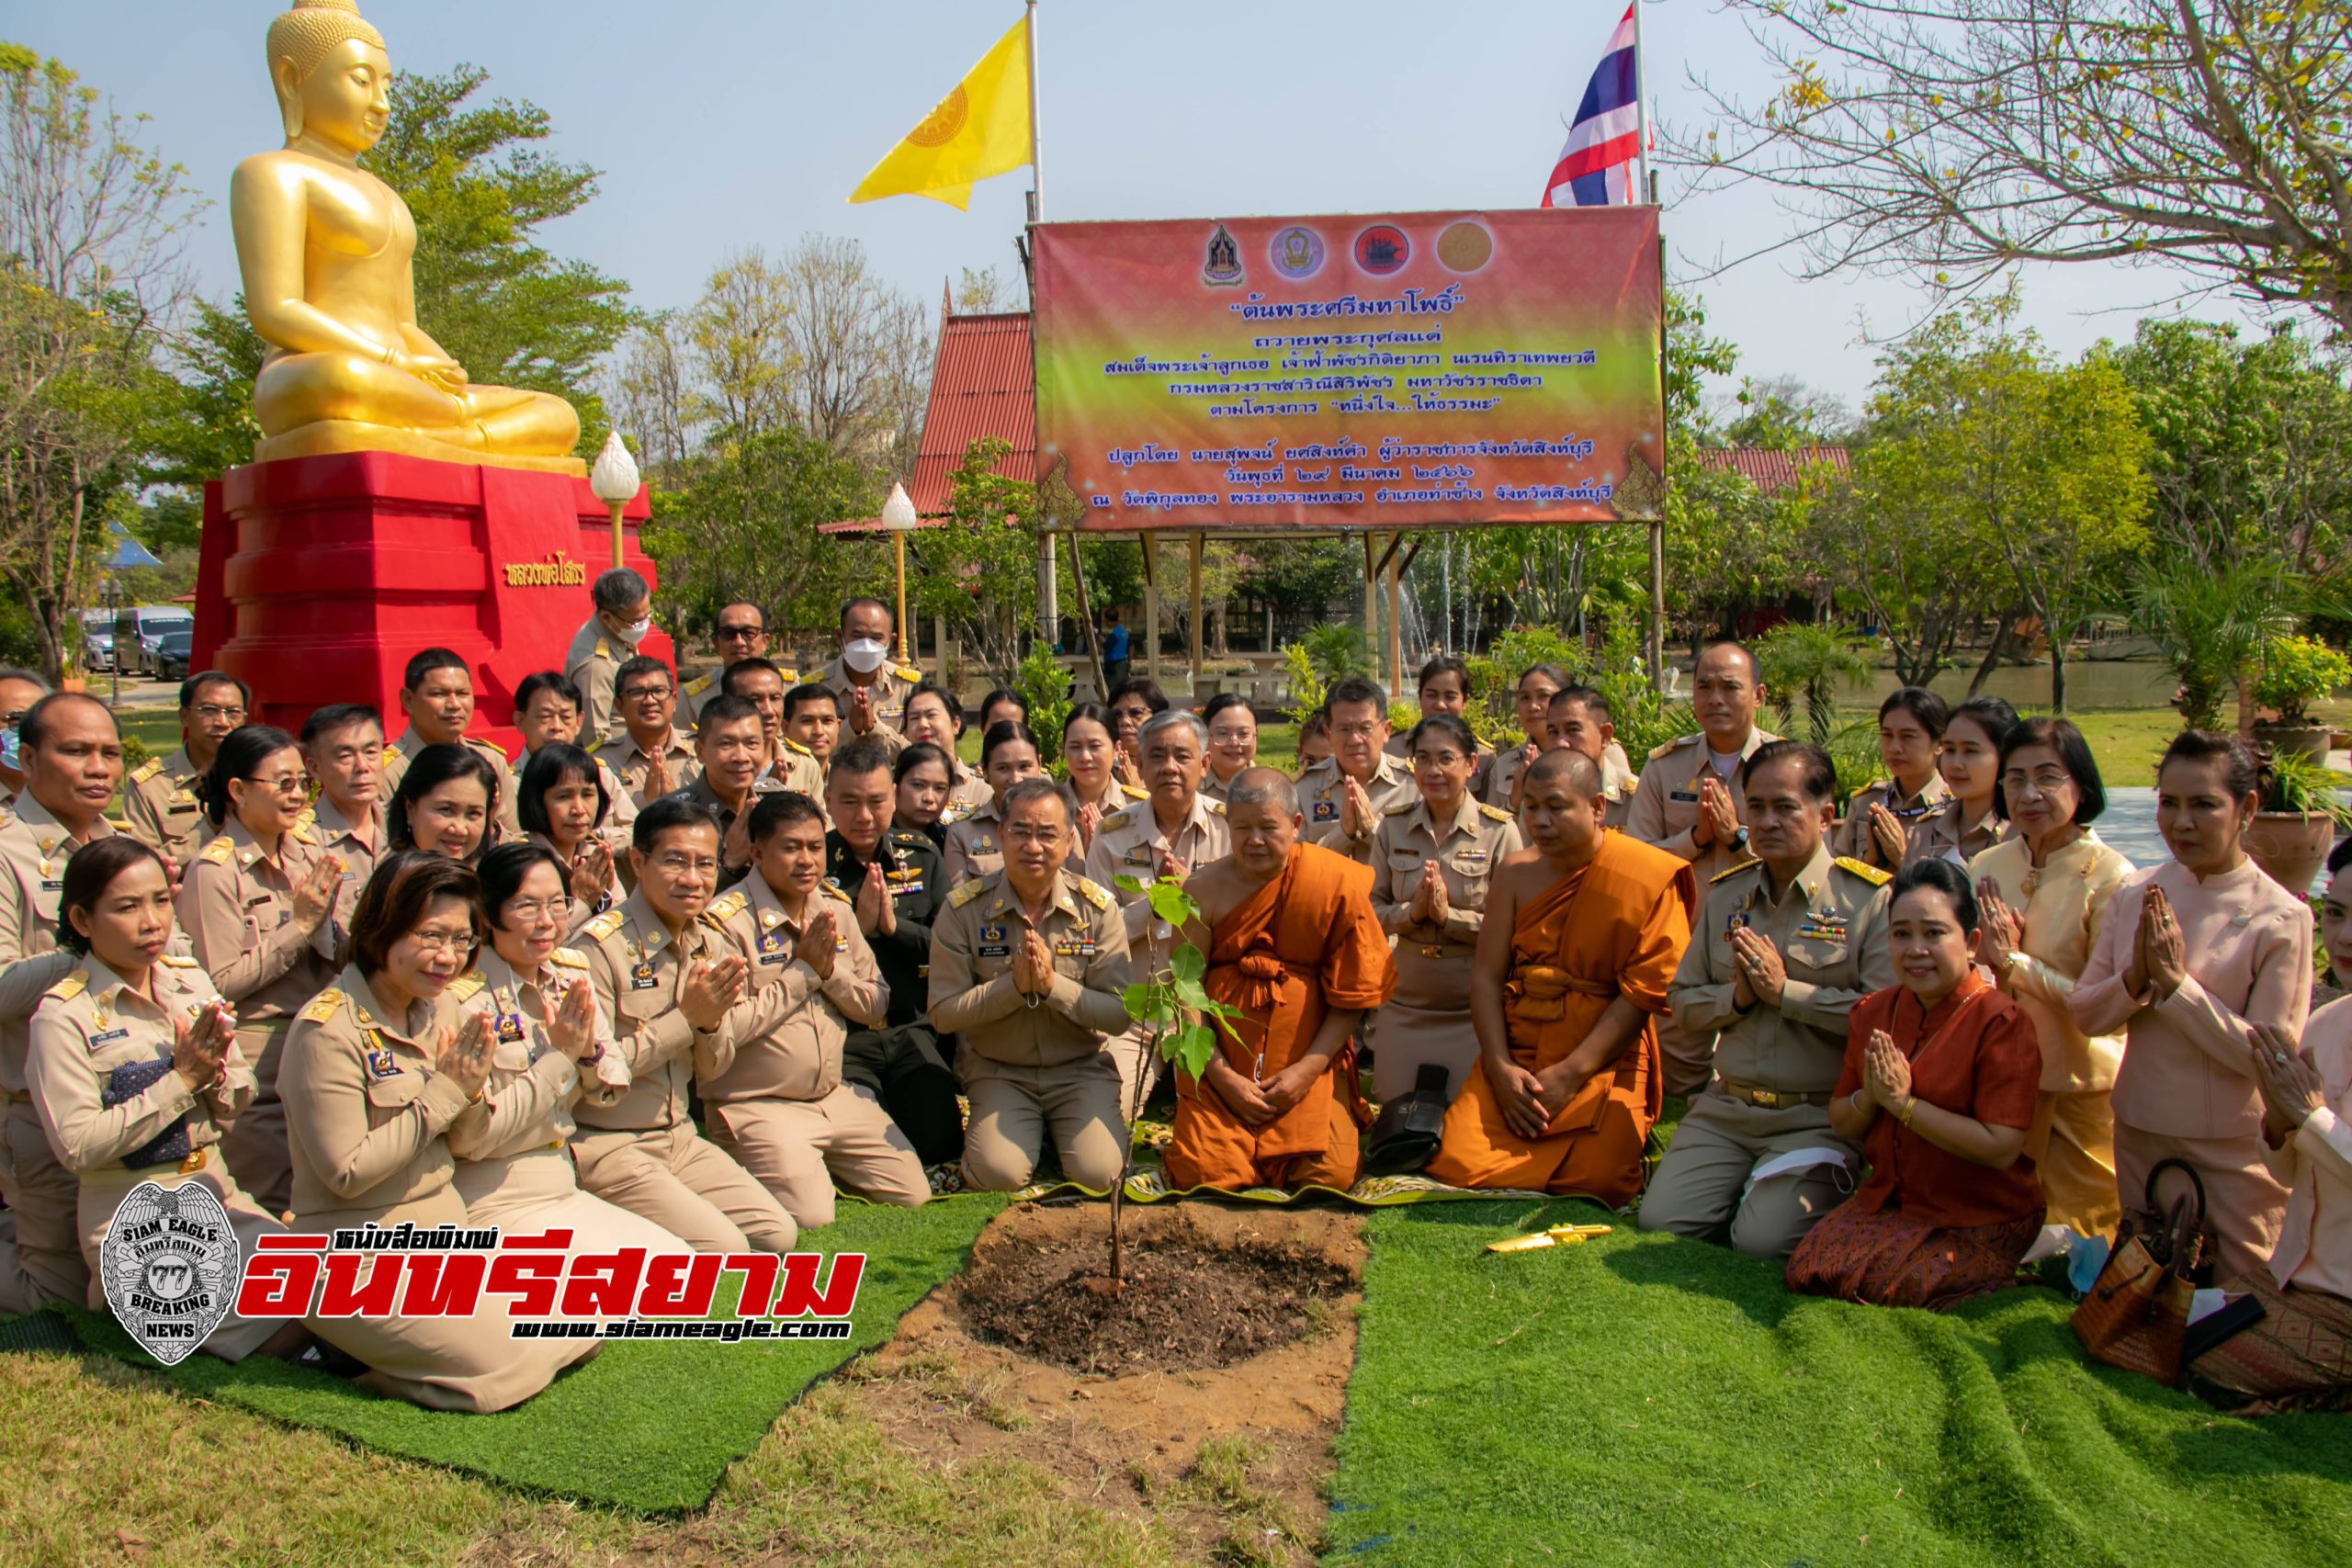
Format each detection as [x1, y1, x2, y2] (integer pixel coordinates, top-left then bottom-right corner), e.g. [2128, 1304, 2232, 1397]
[1427, 750, 1693, 1204]
[1637, 740, 1894, 1258]
[929, 780, 1134, 1191]
[1169, 768, 1395, 1192]
[703, 792, 927, 1227]
[569, 799, 797, 1253]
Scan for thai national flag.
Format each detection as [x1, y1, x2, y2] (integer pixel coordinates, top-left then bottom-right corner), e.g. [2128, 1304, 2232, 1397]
[1542, 5, 1642, 207]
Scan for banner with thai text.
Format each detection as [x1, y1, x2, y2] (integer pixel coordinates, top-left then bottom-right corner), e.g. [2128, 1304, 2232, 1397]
[1032, 209, 1663, 533]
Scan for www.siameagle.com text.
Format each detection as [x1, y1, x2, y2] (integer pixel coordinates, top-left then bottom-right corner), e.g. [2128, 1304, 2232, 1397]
[232, 1224, 865, 1340]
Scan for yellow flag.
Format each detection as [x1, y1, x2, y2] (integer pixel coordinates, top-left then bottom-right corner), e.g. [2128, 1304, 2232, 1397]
[849, 17, 1032, 210]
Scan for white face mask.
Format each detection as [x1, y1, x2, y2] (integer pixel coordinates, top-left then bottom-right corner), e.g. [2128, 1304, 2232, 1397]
[618, 616, 652, 645]
[842, 637, 888, 674]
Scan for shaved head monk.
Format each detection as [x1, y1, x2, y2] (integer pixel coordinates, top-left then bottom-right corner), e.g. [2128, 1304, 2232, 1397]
[1169, 767, 1396, 1190]
[1425, 750, 1696, 1204]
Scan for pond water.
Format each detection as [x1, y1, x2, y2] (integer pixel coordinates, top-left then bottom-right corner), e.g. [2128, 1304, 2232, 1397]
[2077, 786, 2337, 896]
[1856, 658, 2178, 712]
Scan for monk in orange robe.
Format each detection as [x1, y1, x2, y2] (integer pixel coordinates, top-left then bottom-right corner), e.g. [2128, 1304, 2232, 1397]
[1169, 767, 1396, 1190]
[1428, 750, 1694, 1205]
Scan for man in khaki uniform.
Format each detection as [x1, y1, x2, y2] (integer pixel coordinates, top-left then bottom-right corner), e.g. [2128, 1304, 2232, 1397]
[299, 703, 390, 962]
[570, 798, 797, 1253]
[563, 567, 654, 742]
[0, 694, 124, 1309]
[1083, 709, 1230, 1108]
[1295, 676, 1415, 866]
[663, 694, 782, 888]
[1638, 740, 1894, 1260]
[380, 649, 523, 844]
[1545, 686, 1637, 829]
[701, 793, 927, 1228]
[1624, 642, 1780, 1096]
[775, 684, 842, 806]
[820, 597, 922, 754]
[677, 602, 780, 730]
[599, 655, 703, 811]
[125, 671, 247, 870]
[1365, 715, 1524, 1102]
[930, 778, 1136, 1191]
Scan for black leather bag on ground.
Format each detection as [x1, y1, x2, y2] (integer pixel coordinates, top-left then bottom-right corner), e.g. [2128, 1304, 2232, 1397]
[1363, 1063, 1452, 1176]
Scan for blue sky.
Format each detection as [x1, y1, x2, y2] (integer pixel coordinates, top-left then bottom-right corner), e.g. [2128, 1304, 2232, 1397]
[13, 0, 2273, 415]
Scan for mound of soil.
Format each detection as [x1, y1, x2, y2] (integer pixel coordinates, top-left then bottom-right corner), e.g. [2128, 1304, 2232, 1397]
[956, 1202, 1358, 1375]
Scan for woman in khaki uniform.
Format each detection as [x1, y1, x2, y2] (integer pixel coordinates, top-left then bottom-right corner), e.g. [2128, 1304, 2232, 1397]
[1833, 688, 1951, 869]
[447, 844, 682, 1255]
[389, 744, 500, 863]
[1970, 717, 2133, 1236]
[942, 722, 1046, 888]
[1905, 696, 2017, 868]
[516, 743, 620, 934]
[1366, 716, 1524, 1102]
[28, 838, 306, 1361]
[1060, 705, 1147, 856]
[280, 851, 597, 1412]
[178, 725, 343, 1215]
[902, 684, 994, 822]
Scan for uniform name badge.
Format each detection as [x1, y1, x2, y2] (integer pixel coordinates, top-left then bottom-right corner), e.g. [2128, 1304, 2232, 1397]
[756, 927, 790, 964]
[89, 1025, 131, 1046]
[1669, 788, 1700, 804]
[978, 921, 1009, 959]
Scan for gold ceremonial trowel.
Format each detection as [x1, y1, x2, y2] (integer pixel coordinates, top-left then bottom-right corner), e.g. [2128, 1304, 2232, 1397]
[1486, 1224, 1613, 1254]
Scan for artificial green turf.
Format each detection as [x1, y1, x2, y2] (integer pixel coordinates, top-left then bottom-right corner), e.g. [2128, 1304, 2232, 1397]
[1328, 1198, 2352, 1567]
[30, 1195, 1003, 1515]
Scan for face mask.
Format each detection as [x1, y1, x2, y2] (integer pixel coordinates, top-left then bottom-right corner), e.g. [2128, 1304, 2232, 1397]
[619, 617, 652, 645]
[843, 637, 888, 674]
[0, 728, 18, 773]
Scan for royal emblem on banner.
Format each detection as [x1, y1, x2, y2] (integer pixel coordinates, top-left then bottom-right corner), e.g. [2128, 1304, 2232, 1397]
[1200, 223, 1243, 287]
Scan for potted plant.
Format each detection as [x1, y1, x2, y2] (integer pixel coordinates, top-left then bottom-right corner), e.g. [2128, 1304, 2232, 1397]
[2254, 635, 2351, 762]
[2246, 749, 2352, 895]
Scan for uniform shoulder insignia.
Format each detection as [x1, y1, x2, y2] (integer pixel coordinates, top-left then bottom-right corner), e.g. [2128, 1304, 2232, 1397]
[1647, 734, 1696, 761]
[896, 663, 922, 682]
[776, 669, 800, 683]
[547, 945, 589, 970]
[1101, 806, 1136, 831]
[784, 737, 813, 757]
[1478, 802, 1512, 822]
[157, 953, 199, 968]
[584, 908, 628, 942]
[1383, 796, 1417, 815]
[820, 881, 853, 904]
[682, 672, 712, 696]
[1072, 874, 1113, 910]
[888, 827, 927, 845]
[447, 971, 488, 1002]
[948, 877, 989, 908]
[293, 807, 317, 829]
[288, 821, 318, 846]
[465, 737, 505, 761]
[43, 970, 86, 1002]
[1834, 855, 1894, 886]
[704, 890, 748, 923]
[130, 757, 164, 784]
[1710, 861, 1755, 885]
[379, 743, 402, 766]
[198, 836, 233, 866]
[1118, 781, 1148, 800]
[299, 988, 347, 1024]
[1204, 797, 1225, 815]
[593, 637, 612, 660]
[104, 817, 130, 836]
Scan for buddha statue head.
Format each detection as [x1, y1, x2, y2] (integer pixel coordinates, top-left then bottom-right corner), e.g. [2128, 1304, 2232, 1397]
[266, 0, 390, 150]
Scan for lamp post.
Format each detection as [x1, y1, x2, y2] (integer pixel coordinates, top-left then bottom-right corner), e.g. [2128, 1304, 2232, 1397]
[881, 480, 918, 665]
[589, 431, 639, 571]
[98, 576, 120, 708]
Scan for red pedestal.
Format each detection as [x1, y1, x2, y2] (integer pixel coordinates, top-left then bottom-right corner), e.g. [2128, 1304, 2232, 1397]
[192, 452, 675, 745]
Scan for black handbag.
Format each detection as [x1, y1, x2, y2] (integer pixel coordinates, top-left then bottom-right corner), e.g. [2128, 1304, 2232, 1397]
[99, 1056, 193, 1170]
[1363, 1062, 1452, 1176]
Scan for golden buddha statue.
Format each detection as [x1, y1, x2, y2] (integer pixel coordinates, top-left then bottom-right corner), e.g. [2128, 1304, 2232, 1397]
[232, 0, 583, 474]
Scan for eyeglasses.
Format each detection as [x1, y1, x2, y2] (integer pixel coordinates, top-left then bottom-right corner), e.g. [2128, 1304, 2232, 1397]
[408, 927, 475, 955]
[650, 852, 719, 876]
[194, 705, 247, 722]
[245, 772, 309, 795]
[501, 897, 569, 923]
[621, 685, 672, 703]
[716, 624, 763, 641]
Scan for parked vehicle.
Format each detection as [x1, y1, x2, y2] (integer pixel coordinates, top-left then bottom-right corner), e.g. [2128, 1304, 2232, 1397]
[79, 609, 114, 672]
[112, 606, 194, 677]
[153, 627, 193, 682]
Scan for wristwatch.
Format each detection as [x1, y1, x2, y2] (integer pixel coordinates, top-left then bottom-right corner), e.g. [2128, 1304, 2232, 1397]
[1728, 826, 1750, 854]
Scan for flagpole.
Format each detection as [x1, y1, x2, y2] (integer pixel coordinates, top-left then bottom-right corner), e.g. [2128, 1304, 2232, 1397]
[1630, 0, 1650, 204]
[1026, 0, 1043, 220]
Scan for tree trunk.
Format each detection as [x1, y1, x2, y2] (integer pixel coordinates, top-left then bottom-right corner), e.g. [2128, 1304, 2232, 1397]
[2049, 638, 2068, 716]
[1966, 611, 2017, 697]
[2235, 672, 2256, 737]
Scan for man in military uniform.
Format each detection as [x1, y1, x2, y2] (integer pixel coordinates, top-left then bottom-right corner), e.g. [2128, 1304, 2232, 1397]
[1545, 685, 1636, 829]
[699, 792, 927, 1229]
[677, 602, 778, 730]
[1624, 642, 1780, 1096]
[125, 671, 248, 870]
[0, 694, 124, 1309]
[562, 567, 654, 742]
[298, 703, 389, 962]
[662, 694, 780, 888]
[598, 654, 702, 812]
[380, 649, 524, 844]
[929, 778, 1136, 1191]
[820, 597, 922, 755]
[570, 797, 797, 1253]
[823, 739, 960, 1168]
[1083, 709, 1229, 1109]
[1295, 676, 1415, 866]
[1637, 739, 1894, 1259]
